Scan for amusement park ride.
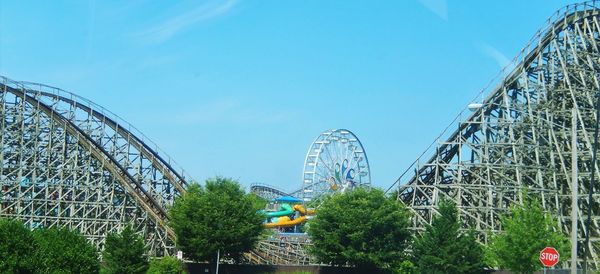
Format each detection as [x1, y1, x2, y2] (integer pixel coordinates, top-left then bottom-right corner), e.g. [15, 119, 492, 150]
[252, 129, 371, 204]
[4, 0, 600, 268]
[246, 129, 372, 264]
[261, 196, 314, 230]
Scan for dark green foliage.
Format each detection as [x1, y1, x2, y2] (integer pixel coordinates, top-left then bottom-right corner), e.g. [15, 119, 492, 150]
[169, 177, 265, 262]
[0, 219, 36, 274]
[146, 256, 185, 274]
[0, 218, 101, 273]
[247, 193, 268, 211]
[387, 189, 400, 201]
[307, 188, 411, 270]
[487, 195, 569, 274]
[412, 200, 486, 274]
[33, 226, 100, 274]
[102, 224, 148, 274]
[394, 260, 417, 274]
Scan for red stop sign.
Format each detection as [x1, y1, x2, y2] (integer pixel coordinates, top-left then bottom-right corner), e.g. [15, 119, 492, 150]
[539, 247, 560, 267]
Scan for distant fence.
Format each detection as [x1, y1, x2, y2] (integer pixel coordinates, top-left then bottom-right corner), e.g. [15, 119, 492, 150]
[185, 263, 389, 274]
[186, 263, 579, 274]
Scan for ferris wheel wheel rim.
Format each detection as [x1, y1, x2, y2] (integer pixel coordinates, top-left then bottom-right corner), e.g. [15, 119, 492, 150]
[300, 129, 372, 202]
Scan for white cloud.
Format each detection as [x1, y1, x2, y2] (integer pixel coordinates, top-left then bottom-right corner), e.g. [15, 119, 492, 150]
[417, 0, 448, 20]
[476, 42, 511, 69]
[135, 0, 238, 43]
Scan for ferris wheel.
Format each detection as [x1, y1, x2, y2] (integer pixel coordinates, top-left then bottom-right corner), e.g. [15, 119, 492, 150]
[301, 129, 371, 203]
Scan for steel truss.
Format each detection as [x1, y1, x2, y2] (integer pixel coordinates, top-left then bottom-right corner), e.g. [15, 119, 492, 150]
[393, 2, 600, 268]
[0, 77, 190, 256]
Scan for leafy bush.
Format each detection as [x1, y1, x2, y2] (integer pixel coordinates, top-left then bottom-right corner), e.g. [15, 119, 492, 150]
[102, 224, 148, 274]
[0, 219, 37, 273]
[308, 188, 411, 270]
[147, 256, 185, 274]
[169, 177, 264, 262]
[33, 226, 100, 273]
[487, 195, 569, 273]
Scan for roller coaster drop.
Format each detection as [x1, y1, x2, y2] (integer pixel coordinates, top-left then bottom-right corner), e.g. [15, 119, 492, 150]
[0, 77, 190, 256]
[391, 1, 600, 267]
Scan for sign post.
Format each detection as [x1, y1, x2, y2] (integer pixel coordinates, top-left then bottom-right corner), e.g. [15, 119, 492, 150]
[540, 247, 560, 272]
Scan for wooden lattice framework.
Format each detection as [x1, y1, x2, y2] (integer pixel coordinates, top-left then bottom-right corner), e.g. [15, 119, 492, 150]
[0, 77, 190, 256]
[394, 2, 600, 267]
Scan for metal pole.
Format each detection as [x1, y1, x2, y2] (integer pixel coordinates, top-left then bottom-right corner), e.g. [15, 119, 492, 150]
[216, 249, 220, 274]
[584, 92, 600, 274]
[572, 107, 579, 274]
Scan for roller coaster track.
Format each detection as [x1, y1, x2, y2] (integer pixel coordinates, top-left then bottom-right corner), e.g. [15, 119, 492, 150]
[0, 77, 191, 255]
[390, 1, 600, 267]
[250, 184, 310, 202]
[245, 235, 314, 266]
[250, 183, 290, 200]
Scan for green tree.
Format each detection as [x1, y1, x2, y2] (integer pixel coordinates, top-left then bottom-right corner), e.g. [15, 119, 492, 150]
[395, 260, 417, 274]
[102, 224, 148, 274]
[0, 218, 36, 274]
[388, 189, 400, 201]
[146, 256, 185, 274]
[33, 227, 100, 274]
[307, 188, 411, 271]
[247, 193, 268, 211]
[412, 200, 486, 274]
[487, 195, 569, 274]
[169, 177, 264, 262]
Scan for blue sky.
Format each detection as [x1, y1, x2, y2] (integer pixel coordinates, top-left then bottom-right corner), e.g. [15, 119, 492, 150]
[0, 0, 575, 192]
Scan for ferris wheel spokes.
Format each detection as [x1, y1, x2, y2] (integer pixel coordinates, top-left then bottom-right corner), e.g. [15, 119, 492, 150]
[301, 129, 371, 204]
